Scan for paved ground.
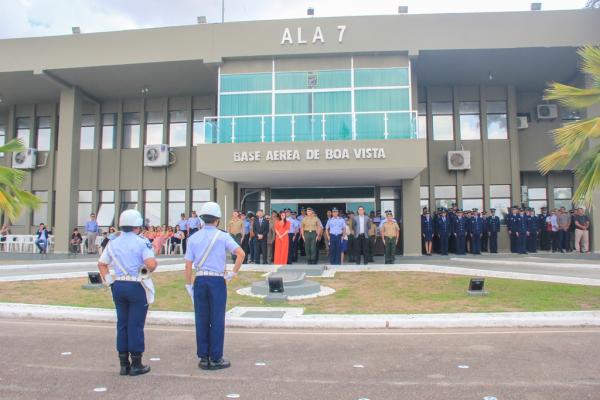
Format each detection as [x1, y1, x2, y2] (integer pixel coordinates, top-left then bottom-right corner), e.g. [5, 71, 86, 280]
[1, 319, 599, 400]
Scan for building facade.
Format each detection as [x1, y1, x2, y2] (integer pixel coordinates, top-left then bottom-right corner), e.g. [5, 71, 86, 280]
[0, 9, 598, 254]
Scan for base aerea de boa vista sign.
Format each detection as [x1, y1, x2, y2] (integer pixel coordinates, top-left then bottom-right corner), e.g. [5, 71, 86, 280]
[233, 147, 386, 162]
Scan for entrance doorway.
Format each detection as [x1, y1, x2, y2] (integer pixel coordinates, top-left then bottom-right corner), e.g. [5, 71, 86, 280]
[298, 202, 345, 223]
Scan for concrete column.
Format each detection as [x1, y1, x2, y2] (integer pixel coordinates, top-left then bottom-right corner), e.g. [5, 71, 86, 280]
[215, 179, 235, 230]
[507, 85, 521, 205]
[54, 88, 82, 253]
[402, 176, 421, 256]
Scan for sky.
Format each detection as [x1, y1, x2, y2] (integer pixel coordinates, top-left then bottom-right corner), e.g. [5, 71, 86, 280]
[0, 0, 590, 39]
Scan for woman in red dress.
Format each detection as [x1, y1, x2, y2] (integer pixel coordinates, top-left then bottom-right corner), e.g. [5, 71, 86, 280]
[274, 210, 290, 265]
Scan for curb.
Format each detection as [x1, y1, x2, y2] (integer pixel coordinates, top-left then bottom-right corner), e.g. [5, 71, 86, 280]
[2, 302, 600, 329]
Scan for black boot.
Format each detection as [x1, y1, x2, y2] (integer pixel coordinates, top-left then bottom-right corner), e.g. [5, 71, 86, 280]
[129, 353, 151, 376]
[209, 358, 231, 370]
[118, 352, 130, 376]
[198, 357, 210, 370]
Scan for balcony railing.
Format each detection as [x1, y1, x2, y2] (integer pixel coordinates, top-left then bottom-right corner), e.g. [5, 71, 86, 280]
[202, 111, 418, 144]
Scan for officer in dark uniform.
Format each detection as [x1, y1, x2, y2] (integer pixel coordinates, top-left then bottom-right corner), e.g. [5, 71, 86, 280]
[435, 209, 451, 255]
[486, 208, 501, 253]
[448, 204, 457, 253]
[481, 210, 489, 252]
[98, 209, 157, 376]
[469, 208, 484, 255]
[453, 209, 467, 255]
[465, 210, 472, 254]
[421, 209, 434, 256]
[527, 208, 539, 253]
[538, 207, 551, 251]
[512, 207, 529, 254]
[507, 206, 519, 253]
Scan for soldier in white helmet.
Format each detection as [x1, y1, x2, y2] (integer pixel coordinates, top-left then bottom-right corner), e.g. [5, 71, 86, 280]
[184, 202, 245, 370]
[97, 209, 158, 376]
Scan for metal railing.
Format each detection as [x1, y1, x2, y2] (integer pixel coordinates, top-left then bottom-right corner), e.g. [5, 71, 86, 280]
[202, 111, 418, 144]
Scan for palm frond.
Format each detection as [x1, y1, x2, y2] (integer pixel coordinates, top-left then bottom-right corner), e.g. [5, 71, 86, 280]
[578, 45, 600, 85]
[0, 138, 25, 154]
[544, 83, 600, 109]
[573, 144, 600, 208]
[550, 116, 600, 148]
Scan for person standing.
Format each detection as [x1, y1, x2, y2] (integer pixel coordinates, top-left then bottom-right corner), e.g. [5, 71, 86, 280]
[346, 211, 356, 263]
[352, 206, 371, 265]
[274, 210, 290, 265]
[252, 210, 269, 264]
[184, 202, 244, 371]
[35, 223, 49, 254]
[188, 211, 203, 236]
[436, 209, 451, 255]
[549, 209, 560, 252]
[452, 210, 467, 255]
[514, 208, 529, 254]
[290, 211, 301, 262]
[98, 209, 157, 376]
[557, 207, 571, 253]
[301, 207, 322, 265]
[574, 208, 590, 253]
[86, 213, 99, 254]
[469, 209, 484, 255]
[227, 210, 244, 263]
[381, 211, 400, 264]
[367, 214, 377, 262]
[486, 208, 500, 253]
[267, 211, 278, 263]
[177, 213, 189, 254]
[538, 207, 551, 251]
[325, 208, 345, 265]
[481, 210, 489, 252]
[298, 208, 306, 257]
[240, 213, 251, 263]
[507, 206, 519, 253]
[421, 210, 434, 256]
[527, 208, 539, 253]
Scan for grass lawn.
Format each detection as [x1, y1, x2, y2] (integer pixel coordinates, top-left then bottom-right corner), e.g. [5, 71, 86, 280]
[1, 271, 600, 314]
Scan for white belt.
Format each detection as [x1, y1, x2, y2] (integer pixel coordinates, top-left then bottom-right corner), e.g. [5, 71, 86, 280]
[196, 270, 224, 277]
[115, 275, 143, 282]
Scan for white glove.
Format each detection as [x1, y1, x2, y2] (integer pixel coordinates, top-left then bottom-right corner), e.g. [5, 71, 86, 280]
[185, 284, 194, 305]
[104, 274, 114, 286]
[225, 271, 237, 282]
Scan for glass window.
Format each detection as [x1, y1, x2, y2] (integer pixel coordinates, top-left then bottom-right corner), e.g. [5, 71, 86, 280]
[144, 190, 162, 226]
[193, 110, 211, 145]
[169, 111, 187, 147]
[120, 190, 138, 212]
[434, 185, 456, 199]
[32, 190, 48, 225]
[80, 114, 95, 150]
[123, 113, 141, 149]
[77, 190, 93, 226]
[490, 184, 511, 198]
[459, 101, 480, 140]
[432, 102, 454, 141]
[145, 111, 164, 145]
[420, 186, 429, 209]
[417, 103, 427, 139]
[192, 189, 211, 213]
[221, 73, 272, 92]
[354, 68, 409, 87]
[16, 117, 31, 147]
[487, 101, 508, 139]
[354, 89, 410, 112]
[36, 116, 52, 151]
[101, 113, 116, 149]
[462, 185, 483, 198]
[0, 124, 5, 156]
[97, 190, 115, 227]
[168, 189, 186, 226]
[554, 187, 573, 210]
[463, 198, 483, 211]
[490, 185, 511, 220]
[275, 70, 351, 90]
[528, 187, 547, 214]
[219, 93, 272, 116]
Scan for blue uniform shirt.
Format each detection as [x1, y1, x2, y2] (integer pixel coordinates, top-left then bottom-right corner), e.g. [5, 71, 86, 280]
[177, 219, 188, 231]
[99, 232, 155, 277]
[289, 218, 300, 234]
[86, 220, 99, 233]
[188, 217, 202, 229]
[243, 220, 250, 235]
[326, 217, 346, 235]
[185, 226, 240, 274]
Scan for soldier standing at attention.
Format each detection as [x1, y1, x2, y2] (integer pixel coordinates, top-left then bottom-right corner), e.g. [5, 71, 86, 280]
[469, 208, 484, 255]
[381, 211, 400, 264]
[486, 208, 500, 253]
[346, 211, 356, 263]
[436, 209, 451, 255]
[325, 208, 345, 265]
[527, 208, 539, 253]
[480, 210, 489, 252]
[227, 209, 244, 263]
[421, 209, 434, 256]
[453, 210, 467, 255]
[301, 207, 322, 265]
[367, 213, 377, 262]
[184, 202, 245, 370]
[97, 209, 157, 376]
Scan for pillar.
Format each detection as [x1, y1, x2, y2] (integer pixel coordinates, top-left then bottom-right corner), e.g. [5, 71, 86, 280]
[54, 88, 82, 253]
[402, 176, 422, 256]
[215, 178, 235, 230]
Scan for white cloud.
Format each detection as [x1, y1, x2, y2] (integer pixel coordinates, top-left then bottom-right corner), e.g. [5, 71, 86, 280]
[0, 0, 589, 39]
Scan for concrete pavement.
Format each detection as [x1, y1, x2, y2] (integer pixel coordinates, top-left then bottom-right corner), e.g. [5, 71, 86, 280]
[1, 318, 600, 399]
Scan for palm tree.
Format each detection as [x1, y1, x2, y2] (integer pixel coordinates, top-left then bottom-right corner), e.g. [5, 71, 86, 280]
[537, 46, 600, 208]
[0, 139, 40, 221]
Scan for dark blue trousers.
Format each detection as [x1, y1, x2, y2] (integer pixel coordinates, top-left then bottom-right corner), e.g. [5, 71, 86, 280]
[455, 234, 466, 255]
[517, 232, 527, 254]
[194, 276, 227, 360]
[439, 234, 449, 255]
[489, 232, 498, 253]
[510, 232, 518, 253]
[112, 281, 148, 353]
[527, 232, 538, 253]
[329, 234, 342, 265]
[471, 234, 481, 254]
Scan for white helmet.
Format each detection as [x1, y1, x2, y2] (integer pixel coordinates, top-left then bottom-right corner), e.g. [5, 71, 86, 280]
[199, 202, 222, 218]
[119, 209, 144, 227]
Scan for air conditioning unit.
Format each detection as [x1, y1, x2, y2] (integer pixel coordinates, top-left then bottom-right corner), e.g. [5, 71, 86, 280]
[537, 104, 558, 120]
[517, 116, 529, 130]
[12, 148, 37, 170]
[144, 144, 169, 167]
[447, 151, 471, 170]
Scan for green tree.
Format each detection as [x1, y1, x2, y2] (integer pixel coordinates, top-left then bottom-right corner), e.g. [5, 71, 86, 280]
[537, 46, 600, 208]
[0, 139, 40, 221]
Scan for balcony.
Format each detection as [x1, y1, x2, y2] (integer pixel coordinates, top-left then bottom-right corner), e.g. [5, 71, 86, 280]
[203, 111, 418, 144]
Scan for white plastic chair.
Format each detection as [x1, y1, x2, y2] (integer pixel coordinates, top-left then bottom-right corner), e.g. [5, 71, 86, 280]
[7, 235, 20, 252]
[163, 238, 171, 255]
[81, 236, 87, 254]
[47, 235, 55, 253]
[22, 236, 36, 253]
